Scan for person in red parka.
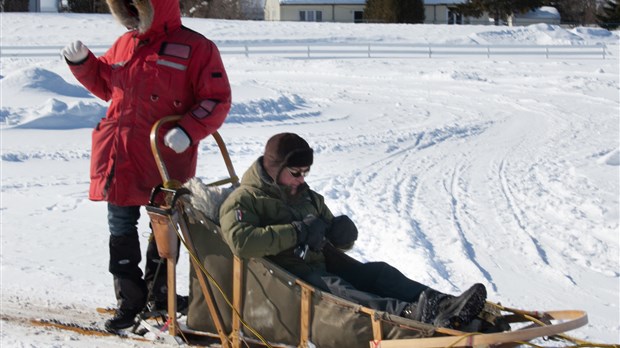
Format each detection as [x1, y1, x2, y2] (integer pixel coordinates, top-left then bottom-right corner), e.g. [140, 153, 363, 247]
[61, 0, 231, 331]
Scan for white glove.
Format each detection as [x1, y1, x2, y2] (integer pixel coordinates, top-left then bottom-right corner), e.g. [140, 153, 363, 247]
[61, 40, 89, 63]
[164, 127, 191, 154]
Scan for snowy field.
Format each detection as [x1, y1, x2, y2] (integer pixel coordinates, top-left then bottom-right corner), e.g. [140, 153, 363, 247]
[1, 13, 619, 347]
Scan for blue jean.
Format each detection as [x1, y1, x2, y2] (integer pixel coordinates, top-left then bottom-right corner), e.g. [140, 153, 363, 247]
[107, 203, 141, 237]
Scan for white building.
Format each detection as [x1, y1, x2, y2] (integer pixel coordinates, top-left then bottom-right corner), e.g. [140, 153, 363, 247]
[425, 1, 560, 25]
[424, 0, 493, 24]
[264, 0, 366, 22]
[29, 0, 59, 12]
[512, 6, 561, 26]
[264, 0, 560, 25]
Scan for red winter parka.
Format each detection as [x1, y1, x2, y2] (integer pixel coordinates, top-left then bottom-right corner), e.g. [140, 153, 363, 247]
[68, 0, 231, 206]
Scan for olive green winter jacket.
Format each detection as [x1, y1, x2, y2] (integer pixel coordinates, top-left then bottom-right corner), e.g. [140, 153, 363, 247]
[219, 157, 334, 275]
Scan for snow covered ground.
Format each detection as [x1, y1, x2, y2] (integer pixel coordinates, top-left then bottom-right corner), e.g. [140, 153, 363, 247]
[1, 13, 619, 347]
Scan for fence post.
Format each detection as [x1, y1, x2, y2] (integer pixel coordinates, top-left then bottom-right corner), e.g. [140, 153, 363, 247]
[546, 46, 549, 59]
[244, 45, 249, 58]
[368, 44, 371, 58]
[487, 46, 490, 59]
[428, 45, 432, 58]
[307, 45, 310, 58]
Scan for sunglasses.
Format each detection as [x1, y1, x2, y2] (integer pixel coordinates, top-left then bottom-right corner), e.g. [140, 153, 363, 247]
[287, 167, 310, 178]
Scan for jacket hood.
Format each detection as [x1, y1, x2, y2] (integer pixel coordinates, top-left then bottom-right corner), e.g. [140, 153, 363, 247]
[243, 158, 309, 200]
[242, 158, 281, 195]
[106, 0, 181, 38]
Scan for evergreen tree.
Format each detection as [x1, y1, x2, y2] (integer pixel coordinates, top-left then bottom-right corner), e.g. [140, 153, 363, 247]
[545, 0, 600, 26]
[396, 0, 425, 23]
[457, 0, 544, 25]
[207, 0, 242, 19]
[364, 0, 390, 23]
[66, 0, 108, 13]
[1, 0, 29, 11]
[597, 0, 620, 29]
[364, 0, 424, 23]
[180, 0, 209, 17]
[180, 0, 241, 19]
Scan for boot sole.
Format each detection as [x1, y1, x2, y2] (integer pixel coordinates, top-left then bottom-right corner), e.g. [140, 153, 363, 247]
[434, 283, 487, 329]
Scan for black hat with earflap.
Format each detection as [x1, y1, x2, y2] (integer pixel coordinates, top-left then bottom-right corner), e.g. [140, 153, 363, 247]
[263, 133, 313, 180]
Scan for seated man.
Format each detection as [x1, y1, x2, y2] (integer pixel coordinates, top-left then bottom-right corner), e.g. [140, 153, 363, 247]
[219, 132, 487, 329]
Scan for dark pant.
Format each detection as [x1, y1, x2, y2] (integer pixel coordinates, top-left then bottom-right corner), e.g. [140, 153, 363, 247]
[302, 268, 410, 315]
[294, 247, 429, 316]
[107, 203, 172, 310]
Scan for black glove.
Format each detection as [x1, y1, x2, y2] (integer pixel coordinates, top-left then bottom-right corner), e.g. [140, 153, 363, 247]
[292, 215, 328, 252]
[326, 215, 358, 249]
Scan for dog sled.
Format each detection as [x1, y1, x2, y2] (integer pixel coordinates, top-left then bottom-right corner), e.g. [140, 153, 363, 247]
[147, 116, 598, 348]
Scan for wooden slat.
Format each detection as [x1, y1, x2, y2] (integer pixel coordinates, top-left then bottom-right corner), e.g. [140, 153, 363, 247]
[231, 256, 243, 348]
[166, 259, 178, 336]
[298, 282, 313, 348]
[358, 307, 382, 342]
[370, 310, 588, 348]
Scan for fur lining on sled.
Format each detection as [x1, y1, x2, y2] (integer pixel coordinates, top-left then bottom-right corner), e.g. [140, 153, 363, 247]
[106, 0, 154, 34]
[182, 178, 234, 225]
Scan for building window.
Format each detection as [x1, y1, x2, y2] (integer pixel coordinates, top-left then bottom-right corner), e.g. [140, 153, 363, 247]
[299, 10, 322, 22]
[353, 11, 364, 23]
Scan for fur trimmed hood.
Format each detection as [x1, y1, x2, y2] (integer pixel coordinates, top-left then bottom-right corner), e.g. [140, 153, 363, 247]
[106, 0, 181, 37]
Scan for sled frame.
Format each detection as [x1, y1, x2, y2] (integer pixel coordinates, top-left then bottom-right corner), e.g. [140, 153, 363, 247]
[148, 116, 591, 348]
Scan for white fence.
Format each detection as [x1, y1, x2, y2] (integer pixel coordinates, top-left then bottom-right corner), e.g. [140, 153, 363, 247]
[217, 42, 611, 59]
[0, 42, 611, 59]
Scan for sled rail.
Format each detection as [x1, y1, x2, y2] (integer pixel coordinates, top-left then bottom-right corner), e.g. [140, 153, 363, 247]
[371, 309, 588, 348]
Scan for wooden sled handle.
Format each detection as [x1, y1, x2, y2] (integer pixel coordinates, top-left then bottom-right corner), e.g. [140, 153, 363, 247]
[149, 115, 239, 188]
[371, 309, 588, 348]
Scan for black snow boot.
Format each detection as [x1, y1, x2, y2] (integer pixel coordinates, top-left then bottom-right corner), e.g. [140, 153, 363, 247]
[144, 232, 182, 302]
[144, 234, 169, 303]
[402, 283, 487, 329]
[144, 233, 188, 314]
[105, 307, 141, 331]
[150, 295, 190, 315]
[108, 235, 148, 332]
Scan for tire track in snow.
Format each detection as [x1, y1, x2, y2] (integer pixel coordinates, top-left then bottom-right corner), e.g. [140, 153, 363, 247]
[395, 171, 456, 286]
[498, 157, 550, 266]
[484, 94, 556, 268]
[336, 123, 496, 288]
[444, 163, 496, 291]
[328, 140, 458, 287]
[482, 95, 586, 286]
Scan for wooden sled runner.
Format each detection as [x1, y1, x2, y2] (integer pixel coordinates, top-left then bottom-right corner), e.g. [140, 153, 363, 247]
[146, 116, 605, 348]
